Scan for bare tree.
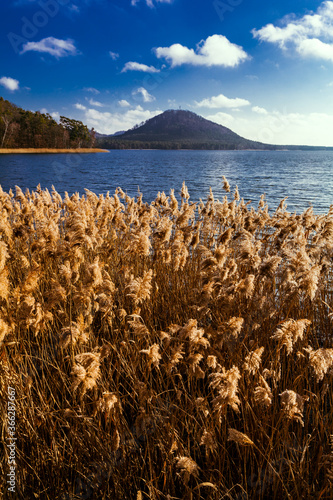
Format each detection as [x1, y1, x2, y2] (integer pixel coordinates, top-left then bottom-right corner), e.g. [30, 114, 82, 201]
[1, 116, 11, 148]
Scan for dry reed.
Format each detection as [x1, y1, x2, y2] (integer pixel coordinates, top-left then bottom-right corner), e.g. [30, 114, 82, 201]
[0, 181, 332, 499]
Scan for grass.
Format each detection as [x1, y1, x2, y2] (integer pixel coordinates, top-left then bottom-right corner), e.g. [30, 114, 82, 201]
[0, 148, 109, 154]
[0, 181, 333, 499]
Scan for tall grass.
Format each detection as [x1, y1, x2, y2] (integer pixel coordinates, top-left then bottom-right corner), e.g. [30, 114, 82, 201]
[0, 149, 108, 154]
[0, 182, 333, 499]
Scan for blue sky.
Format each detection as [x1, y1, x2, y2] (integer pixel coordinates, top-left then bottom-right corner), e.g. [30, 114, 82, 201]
[1, 0, 333, 145]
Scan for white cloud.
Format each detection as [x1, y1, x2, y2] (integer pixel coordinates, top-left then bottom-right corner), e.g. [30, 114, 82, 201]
[252, 1, 333, 62]
[118, 99, 131, 107]
[167, 105, 333, 147]
[87, 98, 104, 107]
[206, 108, 333, 146]
[155, 34, 249, 68]
[21, 37, 78, 58]
[252, 106, 268, 115]
[0, 76, 19, 91]
[122, 61, 160, 73]
[297, 37, 333, 62]
[132, 87, 155, 102]
[109, 51, 119, 60]
[83, 87, 100, 94]
[204, 112, 235, 127]
[80, 106, 162, 134]
[75, 103, 87, 110]
[131, 0, 173, 7]
[40, 108, 48, 114]
[195, 93, 250, 109]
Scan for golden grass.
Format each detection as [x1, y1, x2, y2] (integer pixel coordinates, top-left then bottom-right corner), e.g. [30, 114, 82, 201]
[0, 181, 333, 499]
[0, 148, 109, 154]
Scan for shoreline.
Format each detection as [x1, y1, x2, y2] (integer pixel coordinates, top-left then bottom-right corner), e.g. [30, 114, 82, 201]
[0, 148, 109, 154]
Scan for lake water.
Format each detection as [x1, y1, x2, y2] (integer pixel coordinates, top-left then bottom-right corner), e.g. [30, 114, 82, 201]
[0, 149, 332, 214]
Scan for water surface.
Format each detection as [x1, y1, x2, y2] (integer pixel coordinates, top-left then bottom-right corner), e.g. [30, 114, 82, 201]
[0, 150, 332, 213]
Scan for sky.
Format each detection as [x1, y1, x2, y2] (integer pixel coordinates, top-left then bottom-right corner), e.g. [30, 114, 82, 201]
[1, 0, 333, 145]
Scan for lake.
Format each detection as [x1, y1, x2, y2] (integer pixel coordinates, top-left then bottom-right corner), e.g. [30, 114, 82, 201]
[0, 149, 332, 214]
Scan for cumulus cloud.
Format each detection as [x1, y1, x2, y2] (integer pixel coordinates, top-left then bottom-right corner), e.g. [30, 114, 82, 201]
[155, 34, 249, 68]
[252, 1, 333, 62]
[0, 76, 19, 91]
[109, 51, 119, 60]
[207, 108, 333, 146]
[252, 106, 268, 115]
[196, 106, 333, 147]
[87, 98, 104, 107]
[118, 100, 131, 107]
[80, 106, 162, 134]
[204, 111, 235, 127]
[75, 103, 87, 110]
[297, 37, 333, 61]
[132, 87, 155, 102]
[21, 37, 78, 58]
[122, 61, 160, 73]
[195, 93, 250, 109]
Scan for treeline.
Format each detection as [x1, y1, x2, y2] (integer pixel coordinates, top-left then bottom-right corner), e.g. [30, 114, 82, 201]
[97, 138, 278, 150]
[0, 97, 95, 149]
[97, 138, 333, 151]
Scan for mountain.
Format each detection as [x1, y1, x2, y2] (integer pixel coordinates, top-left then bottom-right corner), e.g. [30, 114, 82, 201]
[96, 109, 333, 151]
[95, 130, 125, 138]
[120, 109, 260, 146]
[97, 109, 269, 150]
[112, 130, 126, 137]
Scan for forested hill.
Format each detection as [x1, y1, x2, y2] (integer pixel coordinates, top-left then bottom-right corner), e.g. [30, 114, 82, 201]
[97, 109, 333, 151]
[97, 109, 273, 150]
[0, 97, 95, 149]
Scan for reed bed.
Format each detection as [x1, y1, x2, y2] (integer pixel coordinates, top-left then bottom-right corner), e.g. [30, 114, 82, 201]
[0, 181, 333, 499]
[0, 149, 109, 154]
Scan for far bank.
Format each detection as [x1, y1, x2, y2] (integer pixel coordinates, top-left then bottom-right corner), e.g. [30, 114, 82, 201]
[0, 148, 109, 154]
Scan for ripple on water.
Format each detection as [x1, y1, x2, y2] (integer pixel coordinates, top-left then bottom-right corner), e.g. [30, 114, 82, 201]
[0, 150, 332, 214]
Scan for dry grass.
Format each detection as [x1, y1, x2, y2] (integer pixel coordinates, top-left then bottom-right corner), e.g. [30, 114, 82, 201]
[0, 181, 333, 499]
[0, 149, 109, 154]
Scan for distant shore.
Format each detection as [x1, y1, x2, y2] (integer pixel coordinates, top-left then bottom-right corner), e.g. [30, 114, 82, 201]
[0, 148, 109, 154]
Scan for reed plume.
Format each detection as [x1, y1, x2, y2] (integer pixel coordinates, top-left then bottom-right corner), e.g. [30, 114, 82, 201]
[227, 428, 254, 446]
[1, 182, 332, 500]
